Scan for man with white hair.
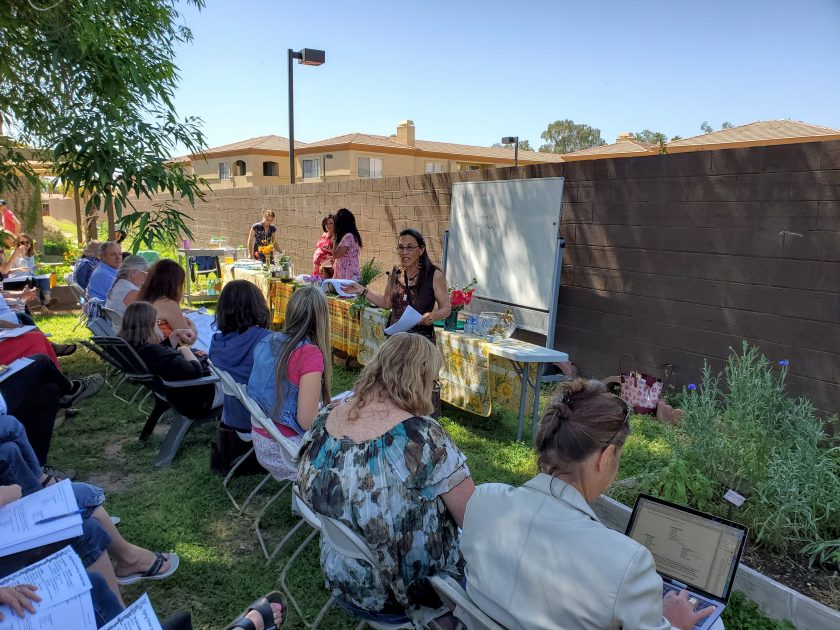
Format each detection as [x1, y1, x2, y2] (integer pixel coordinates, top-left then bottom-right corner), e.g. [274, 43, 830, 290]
[86, 241, 121, 301]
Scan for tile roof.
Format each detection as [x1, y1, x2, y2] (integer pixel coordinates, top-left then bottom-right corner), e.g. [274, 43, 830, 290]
[668, 120, 840, 148]
[195, 135, 308, 157]
[563, 138, 656, 158]
[301, 132, 564, 163]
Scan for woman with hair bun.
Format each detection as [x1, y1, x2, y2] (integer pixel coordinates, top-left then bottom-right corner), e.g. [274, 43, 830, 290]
[460, 379, 718, 630]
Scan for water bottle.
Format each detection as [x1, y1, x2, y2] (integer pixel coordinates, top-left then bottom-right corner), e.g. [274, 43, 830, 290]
[465, 314, 477, 335]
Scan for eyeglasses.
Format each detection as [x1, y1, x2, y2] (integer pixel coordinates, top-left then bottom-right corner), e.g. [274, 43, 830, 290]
[604, 395, 632, 448]
[18, 240, 29, 245]
[396, 245, 418, 252]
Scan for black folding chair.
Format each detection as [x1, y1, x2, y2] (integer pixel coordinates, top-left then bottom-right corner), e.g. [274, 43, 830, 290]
[90, 336, 221, 468]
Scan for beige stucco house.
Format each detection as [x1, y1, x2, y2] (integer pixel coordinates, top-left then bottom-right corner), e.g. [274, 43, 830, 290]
[180, 120, 564, 187]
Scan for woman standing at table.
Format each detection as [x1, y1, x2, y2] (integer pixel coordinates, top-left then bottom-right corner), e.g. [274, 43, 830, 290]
[247, 209, 280, 263]
[346, 228, 450, 342]
[331, 208, 362, 281]
[311, 213, 334, 277]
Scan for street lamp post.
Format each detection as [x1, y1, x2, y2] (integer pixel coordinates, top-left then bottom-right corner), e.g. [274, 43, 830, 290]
[501, 136, 519, 167]
[288, 48, 325, 184]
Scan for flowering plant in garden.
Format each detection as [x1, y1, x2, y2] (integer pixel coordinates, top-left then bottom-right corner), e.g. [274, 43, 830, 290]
[449, 278, 477, 311]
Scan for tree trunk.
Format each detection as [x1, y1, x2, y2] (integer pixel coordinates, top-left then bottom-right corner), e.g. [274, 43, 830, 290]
[85, 193, 97, 242]
[106, 197, 116, 241]
[73, 190, 83, 244]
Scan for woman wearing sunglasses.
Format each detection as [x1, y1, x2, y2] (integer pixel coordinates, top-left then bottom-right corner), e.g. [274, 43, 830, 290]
[346, 228, 450, 342]
[459, 379, 717, 630]
[5, 234, 56, 309]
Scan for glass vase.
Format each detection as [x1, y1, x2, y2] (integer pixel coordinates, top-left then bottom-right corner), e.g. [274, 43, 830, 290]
[444, 309, 460, 332]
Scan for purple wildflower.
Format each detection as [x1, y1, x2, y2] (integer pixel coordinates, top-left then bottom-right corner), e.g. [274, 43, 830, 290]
[779, 360, 789, 367]
[687, 384, 697, 390]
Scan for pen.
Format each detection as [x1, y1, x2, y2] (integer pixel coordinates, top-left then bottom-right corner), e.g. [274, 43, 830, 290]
[34, 509, 85, 525]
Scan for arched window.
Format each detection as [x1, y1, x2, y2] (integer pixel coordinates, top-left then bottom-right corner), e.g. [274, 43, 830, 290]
[233, 160, 246, 176]
[262, 161, 279, 177]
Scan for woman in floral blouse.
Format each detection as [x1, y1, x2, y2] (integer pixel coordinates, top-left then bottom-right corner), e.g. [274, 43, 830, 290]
[311, 213, 334, 276]
[297, 333, 475, 626]
[247, 209, 279, 263]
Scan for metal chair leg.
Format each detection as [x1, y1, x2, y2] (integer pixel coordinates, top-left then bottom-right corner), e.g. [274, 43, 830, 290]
[254, 481, 292, 559]
[278, 528, 322, 627]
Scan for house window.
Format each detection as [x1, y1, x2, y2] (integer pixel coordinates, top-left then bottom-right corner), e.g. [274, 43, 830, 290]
[262, 161, 279, 177]
[233, 160, 246, 176]
[467, 165, 481, 171]
[218, 162, 230, 180]
[357, 157, 383, 178]
[425, 162, 445, 174]
[302, 159, 321, 179]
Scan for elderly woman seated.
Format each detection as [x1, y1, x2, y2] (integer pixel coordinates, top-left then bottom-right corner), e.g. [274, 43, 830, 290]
[460, 380, 718, 630]
[297, 333, 475, 626]
[104, 255, 149, 324]
[72, 241, 102, 291]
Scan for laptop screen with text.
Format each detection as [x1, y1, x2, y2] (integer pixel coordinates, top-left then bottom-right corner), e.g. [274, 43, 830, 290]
[626, 496, 747, 600]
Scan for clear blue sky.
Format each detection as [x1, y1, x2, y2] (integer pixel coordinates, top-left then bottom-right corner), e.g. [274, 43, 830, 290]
[171, 0, 840, 152]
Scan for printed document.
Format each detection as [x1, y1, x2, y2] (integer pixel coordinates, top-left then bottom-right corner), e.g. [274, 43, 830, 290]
[0, 480, 82, 557]
[0, 547, 91, 613]
[321, 279, 356, 298]
[102, 594, 162, 630]
[384, 306, 422, 335]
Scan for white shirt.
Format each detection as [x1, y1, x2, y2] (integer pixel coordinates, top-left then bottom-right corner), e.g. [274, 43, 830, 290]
[461, 474, 676, 630]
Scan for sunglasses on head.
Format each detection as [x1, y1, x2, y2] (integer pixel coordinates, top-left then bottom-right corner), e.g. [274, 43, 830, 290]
[604, 395, 632, 447]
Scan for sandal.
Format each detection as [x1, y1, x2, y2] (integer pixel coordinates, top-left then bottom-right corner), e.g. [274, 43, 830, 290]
[224, 591, 286, 630]
[116, 551, 180, 585]
[51, 342, 77, 357]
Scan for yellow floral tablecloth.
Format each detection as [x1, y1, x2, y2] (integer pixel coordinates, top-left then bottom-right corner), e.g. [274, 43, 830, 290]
[356, 314, 537, 417]
[223, 265, 292, 325]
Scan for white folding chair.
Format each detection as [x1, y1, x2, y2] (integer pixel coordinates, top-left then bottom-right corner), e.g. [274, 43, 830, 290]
[429, 575, 504, 630]
[234, 383, 303, 560]
[208, 364, 272, 513]
[314, 507, 445, 629]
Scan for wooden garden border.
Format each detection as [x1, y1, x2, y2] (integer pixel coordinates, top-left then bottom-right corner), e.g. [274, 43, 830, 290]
[593, 495, 840, 629]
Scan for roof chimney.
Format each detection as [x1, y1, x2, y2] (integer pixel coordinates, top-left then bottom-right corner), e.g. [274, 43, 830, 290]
[396, 120, 415, 146]
[616, 132, 633, 142]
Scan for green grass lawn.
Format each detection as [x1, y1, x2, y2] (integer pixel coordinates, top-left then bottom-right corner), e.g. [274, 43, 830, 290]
[36, 312, 784, 629]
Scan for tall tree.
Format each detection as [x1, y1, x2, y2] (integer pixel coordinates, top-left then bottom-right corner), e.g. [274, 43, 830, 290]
[721, 121, 734, 129]
[633, 130, 668, 145]
[538, 120, 605, 154]
[700, 121, 714, 134]
[491, 139, 534, 151]
[0, 0, 208, 250]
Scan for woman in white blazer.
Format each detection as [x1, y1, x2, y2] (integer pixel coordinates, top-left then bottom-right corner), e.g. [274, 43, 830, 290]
[460, 379, 718, 630]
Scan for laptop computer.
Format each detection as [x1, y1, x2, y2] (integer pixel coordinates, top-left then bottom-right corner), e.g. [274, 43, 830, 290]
[625, 494, 748, 630]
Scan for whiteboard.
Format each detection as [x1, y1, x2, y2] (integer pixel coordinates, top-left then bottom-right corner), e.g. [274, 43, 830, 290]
[446, 177, 565, 337]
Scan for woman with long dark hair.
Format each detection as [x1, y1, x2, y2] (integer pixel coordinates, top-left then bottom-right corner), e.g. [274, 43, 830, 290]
[347, 228, 450, 341]
[331, 208, 362, 281]
[137, 259, 196, 343]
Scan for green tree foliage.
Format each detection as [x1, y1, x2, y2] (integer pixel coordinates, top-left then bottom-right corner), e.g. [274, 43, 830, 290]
[491, 139, 534, 151]
[538, 120, 605, 154]
[632, 130, 668, 145]
[722, 121, 734, 129]
[0, 0, 209, 250]
[700, 121, 714, 134]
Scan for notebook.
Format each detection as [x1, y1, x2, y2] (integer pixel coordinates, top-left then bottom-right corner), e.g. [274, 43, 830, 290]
[625, 494, 748, 630]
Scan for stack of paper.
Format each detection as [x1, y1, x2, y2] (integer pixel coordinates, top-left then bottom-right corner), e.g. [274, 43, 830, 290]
[184, 310, 217, 353]
[0, 480, 83, 558]
[0, 326, 37, 341]
[102, 594, 163, 630]
[0, 547, 96, 629]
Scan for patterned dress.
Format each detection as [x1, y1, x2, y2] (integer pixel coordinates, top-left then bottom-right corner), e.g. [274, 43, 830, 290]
[312, 232, 333, 275]
[251, 222, 277, 262]
[297, 404, 470, 622]
[332, 233, 360, 281]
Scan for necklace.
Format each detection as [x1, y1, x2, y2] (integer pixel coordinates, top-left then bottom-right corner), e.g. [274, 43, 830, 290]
[401, 268, 419, 302]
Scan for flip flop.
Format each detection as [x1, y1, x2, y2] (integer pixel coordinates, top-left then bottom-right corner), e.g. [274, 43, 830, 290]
[116, 551, 179, 585]
[224, 591, 286, 630]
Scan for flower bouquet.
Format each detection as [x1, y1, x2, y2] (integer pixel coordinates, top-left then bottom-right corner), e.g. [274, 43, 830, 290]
[257, 244, 274, 272]
[445, 278, 477, 331]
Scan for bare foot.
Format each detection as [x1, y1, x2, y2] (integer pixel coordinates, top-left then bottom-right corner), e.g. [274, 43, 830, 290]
[240, 603, 284, 630]
[114, 547, 171, 578]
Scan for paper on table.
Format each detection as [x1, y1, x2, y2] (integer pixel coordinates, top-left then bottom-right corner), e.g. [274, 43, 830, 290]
[0, 593, 97, 630]
[184, 311, 216, 353]
[0, 547, 91, 615]
[0, 326, 37, 341]
[384, 306, 422, 335]
[101, 593, 163, 630]
[0, 480, 83, 557]
[0, 358, 34, 383]
[321, 279, 356, 298]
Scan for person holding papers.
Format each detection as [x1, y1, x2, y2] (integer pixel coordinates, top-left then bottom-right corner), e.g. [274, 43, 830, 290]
[345, 228, 450, 342]
[4, 233, 57, 309]
[459, 379, 717, 630]
[247, 286, 330, 480]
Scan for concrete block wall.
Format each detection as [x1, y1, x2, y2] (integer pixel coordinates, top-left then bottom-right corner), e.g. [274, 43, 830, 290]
[117, 140, 840, 412]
